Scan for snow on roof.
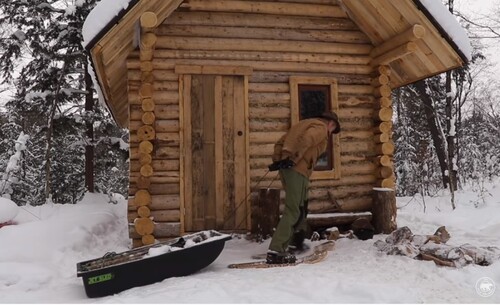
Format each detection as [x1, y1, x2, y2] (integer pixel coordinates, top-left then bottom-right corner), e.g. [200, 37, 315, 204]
[82, 0, 135, 49]
[417, 0, 472, 61]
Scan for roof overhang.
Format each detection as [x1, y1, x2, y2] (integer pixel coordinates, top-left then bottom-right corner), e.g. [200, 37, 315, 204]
[85, 0, 184, 127]
[339, 0, 469, 87]
[86, 0, 470, 127]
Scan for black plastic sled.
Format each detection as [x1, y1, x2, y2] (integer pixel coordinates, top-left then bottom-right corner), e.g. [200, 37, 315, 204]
[76, 230, 231, 298]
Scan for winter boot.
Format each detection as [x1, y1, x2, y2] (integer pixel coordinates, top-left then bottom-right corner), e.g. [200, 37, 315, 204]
[266, 251, 297, 264]
[288, 230, 308, 253]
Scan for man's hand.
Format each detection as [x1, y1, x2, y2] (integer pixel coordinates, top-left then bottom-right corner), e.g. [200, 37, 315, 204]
[268, 158, 295, 171]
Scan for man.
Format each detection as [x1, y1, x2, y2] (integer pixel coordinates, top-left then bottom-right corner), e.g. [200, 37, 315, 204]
[266, 111, 341, 264]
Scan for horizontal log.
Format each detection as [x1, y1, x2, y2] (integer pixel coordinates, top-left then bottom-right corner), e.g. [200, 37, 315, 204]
[140, 164, 154, 177]
[373, 65, 392, 77]
[376, 155, 392, 167]
[373, 107, 393, 122]
[130, 159, 180, 171]
[249, 131, 286, 144]
[140, 11, 158, 31]
[134, 217, 155, 236]
[308, 184, 374, 200]
[249, 139, 376, 156]
[130, 120, 179, 133]
[129, 222, 181, 238]
[249, 93, 290, 105]
[130, 147, 180, 160]
[137, 206, 151, 218]
[140, 61, 153, 72]
[128, 69, 178, 81]
[370, 42, 417, 67]
[141, 98, 155, 112]
[250, 71, 371, 84]
[376, 142, 395, 155]
[129, 91, 179, 105]
[336, 120, 375, 131]
[129, 210, 180, 223]
[129, 80, 179, 91]
[338, 108, 373, 119]
[156, 36, 372, 55]
[140, 50, 153, 63]
[340, 130, 374, 140]
[151, 49, 370, 65]
[309, 196, 372, 213]
[156, 146, 181, 159]
[374, 133, 390, 143]
[251, 174, 377, 188]
[139, 153, 152, 166]
[339, 96, 375, 107]
[249, 83, 289, 93]
[338, 84, 373, 95]
[163, 11, 359, 30]
[377, 177, 396, 189]
[128, 194, 180, 211]
[250, 160, 376, 178]
[371, 74, 389, 87]
[249, 119, 290, 132]
[184, 1, 348, 18]
[374, 121, 393, 134]
[307, 212, 372, 228]
[137, 125, 156, 141]
[375, 97, 392, 108]
[249, 107, 290, 119]
[138, 140, 154, 154]
[370, 24, 426, 59]
[142, 235, 155, 246]
[175, 64, 253, 75]
[131, 104, 179, 120]
[130, 174, 180, 184]
[134, 189, 151, 206]
[376, 166, 394, 179]
[130, 132, 180, 145]
[156, 24, 369, 44]
[129, 183, 180, 196]
[127, 58, 373, 75]
[373, 85, 392, 98]
[142, 112, 156, 125]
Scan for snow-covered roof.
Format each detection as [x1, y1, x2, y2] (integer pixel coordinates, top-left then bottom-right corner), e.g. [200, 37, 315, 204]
[416, 0, 472, 61]
[83, 0, 472, 127]
[82, 0, 136, 49]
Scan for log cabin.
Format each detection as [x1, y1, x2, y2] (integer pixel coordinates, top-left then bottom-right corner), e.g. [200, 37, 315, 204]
[83, 0, 471, 247]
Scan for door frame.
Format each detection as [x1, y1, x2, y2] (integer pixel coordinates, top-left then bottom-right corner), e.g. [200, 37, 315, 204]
[177, 65, 252, 234]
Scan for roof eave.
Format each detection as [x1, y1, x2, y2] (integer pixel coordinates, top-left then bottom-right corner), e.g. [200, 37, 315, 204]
[412, 0, 469, 65]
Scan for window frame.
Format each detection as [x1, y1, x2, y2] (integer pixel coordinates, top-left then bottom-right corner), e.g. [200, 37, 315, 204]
[289, 76, 341, 180]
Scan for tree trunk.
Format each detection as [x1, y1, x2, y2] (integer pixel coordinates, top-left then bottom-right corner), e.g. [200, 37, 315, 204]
[414, 80, 449, 188]
[84, 65, 95, 192]
[446, 1, 457, 209]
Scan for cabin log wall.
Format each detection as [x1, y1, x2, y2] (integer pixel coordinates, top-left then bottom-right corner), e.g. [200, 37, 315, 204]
[126, 0, 387, 243]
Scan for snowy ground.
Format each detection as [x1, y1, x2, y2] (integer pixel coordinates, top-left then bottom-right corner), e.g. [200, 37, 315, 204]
[0, 180, 499, 303]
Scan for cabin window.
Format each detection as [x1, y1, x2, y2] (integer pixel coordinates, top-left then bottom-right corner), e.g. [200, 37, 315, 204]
[290, 77, 341, 180]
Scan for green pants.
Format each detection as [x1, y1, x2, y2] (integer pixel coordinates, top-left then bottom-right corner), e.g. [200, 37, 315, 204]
[268, 168, 309, 253]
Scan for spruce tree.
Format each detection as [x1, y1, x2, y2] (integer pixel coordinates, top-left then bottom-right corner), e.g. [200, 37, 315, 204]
[0, 1, 128, 205]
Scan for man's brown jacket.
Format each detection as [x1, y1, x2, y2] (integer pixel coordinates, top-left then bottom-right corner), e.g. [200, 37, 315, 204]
[272, 118, 329, 178]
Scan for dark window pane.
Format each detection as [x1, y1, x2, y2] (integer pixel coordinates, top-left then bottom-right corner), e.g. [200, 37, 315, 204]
[298, 85, 329, 120]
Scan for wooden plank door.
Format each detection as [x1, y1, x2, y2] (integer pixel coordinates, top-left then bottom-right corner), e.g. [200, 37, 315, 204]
[183, 74, 248, 232]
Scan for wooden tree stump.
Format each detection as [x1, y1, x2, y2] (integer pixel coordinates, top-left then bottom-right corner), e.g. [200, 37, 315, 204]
[251, 188, 280, 239]
[372, 188, 397, 234]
